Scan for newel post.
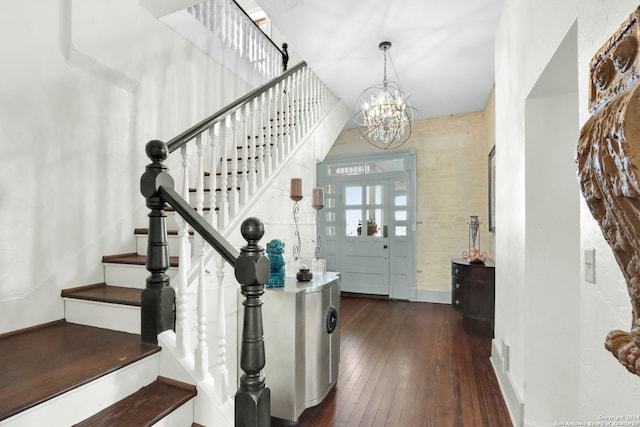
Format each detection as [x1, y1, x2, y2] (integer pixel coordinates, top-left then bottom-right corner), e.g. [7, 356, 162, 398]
[140, 140, 176, 344]
[235, 218, 271, 427]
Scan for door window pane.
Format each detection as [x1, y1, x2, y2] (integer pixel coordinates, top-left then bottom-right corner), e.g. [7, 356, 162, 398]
[395, 180, 407, 192]
[365, 209, 383, 237]
[395, 211, 407, 221]
[325, 212, 336, 222]
[395, 226, 407, 236]
[366, 185, 383, 205]
[395, 195, 407, 206]
[345, 209, 362, 236]
[345, 186, 362, 205]
[326, 226, 336, 236]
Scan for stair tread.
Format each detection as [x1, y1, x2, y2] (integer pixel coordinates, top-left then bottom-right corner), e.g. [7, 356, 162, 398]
[0, 320, 159, 421]
[102, 253, 179, 267]
[72, 377, 196, 427]
[62, 283, 142, 306]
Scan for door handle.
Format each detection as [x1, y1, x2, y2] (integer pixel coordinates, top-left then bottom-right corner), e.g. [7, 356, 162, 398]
[383, 244, 388, 249]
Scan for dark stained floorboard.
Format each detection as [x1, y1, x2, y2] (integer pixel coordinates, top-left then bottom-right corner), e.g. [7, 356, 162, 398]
[297, 296, 512, 427]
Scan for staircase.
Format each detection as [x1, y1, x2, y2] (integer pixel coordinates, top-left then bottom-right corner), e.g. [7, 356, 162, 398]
[0, 60, 348, 426]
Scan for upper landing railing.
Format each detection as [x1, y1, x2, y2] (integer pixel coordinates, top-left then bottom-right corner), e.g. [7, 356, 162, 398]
[188, 0, 289, 79]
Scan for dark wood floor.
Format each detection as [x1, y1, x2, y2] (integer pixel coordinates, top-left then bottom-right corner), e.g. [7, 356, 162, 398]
[297, 296, 512, 427]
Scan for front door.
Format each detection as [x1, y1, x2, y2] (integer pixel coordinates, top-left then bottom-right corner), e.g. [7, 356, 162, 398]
[341, 178, 390, 295]
[317, 151, 416, 299]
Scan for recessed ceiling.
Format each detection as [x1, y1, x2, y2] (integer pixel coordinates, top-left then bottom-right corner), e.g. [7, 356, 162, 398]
[256, 0, 503, 128]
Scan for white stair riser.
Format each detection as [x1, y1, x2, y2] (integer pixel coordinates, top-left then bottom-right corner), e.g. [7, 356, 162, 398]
[136, 234, 192, 257]
[64, 299, 140, 334]
[0, 354, 159, 427]
[152, 400, 194, 427]
[103, 264, 178, 288]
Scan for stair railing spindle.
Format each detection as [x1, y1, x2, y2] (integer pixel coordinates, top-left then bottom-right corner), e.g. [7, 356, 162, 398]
[194, 224, 209, 381]
[256, 92, 266, 187]
[175, 145, 191, 358]
[263, 87, 273, 178]
[248, 99, 258, 198]
[229, 112, 240, 217]
[270, 85, 280, 172]
[218, 118, 229, 229]
[240, 105, 250, 206]
[214, 253, 229, 402]
[207, 124, 219, 228]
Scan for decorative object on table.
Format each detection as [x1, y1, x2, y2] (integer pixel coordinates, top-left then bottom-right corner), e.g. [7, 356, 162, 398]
[296, 266, 313, 282]
[353, 41, 417, 150]
[577, 6, 640, 376]
[357, 218, 379, 236]
[266, 239, 286, 288]
[312, 187, 324, 259]
[462, 215, 487, 264]
[290, 178, 303, 260]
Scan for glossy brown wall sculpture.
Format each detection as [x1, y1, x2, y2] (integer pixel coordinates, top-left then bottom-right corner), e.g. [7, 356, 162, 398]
[578, 6, 640, 375]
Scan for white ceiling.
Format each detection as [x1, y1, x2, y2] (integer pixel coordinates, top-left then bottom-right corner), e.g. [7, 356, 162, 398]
[255, 0, 503, 128]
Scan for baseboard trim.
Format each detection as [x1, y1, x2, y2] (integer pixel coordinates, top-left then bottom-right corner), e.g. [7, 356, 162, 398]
[413, 289, 451, 304]
[490, 340, 525, 427]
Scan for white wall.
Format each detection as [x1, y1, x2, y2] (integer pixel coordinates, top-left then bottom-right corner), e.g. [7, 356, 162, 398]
[0, 0, 252, 334]
[495, 0, 640, 425]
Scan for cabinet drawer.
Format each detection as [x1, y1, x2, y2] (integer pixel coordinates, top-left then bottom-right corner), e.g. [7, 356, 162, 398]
[451, 279, 463, 312]
[451, 264, 465, 279]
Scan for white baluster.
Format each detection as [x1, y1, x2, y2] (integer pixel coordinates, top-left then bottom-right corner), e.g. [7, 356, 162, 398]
[264, 87, 273, 178]
[240, 105, 250, 206]
[194, 235, 208, 381]
[270, 86, 280, 172]
[249, 27, 256, 66]
[276, 81, 285, 163]
[218, 118, 229, 228]
[233, 8, 240, 52]
[195, 134, 206, 216]
[256, 92, 266, 186]
[215, 0, 224, 40]
[248, 99, 258, 197]
[301, 67, 308, 136]
[284, 75, 292, 154]
[221, 0, 229, 45]
[175, 145, 191, 359]
[213, 254, 229, 401]
[229, 111, 240, 216]
[208, 125, 219, 228]
[312, 72, 319, 124]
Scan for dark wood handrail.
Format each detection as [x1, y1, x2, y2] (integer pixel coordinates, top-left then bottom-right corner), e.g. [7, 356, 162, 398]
[158, 184, 239, 266]
[166, 61, 306, 154]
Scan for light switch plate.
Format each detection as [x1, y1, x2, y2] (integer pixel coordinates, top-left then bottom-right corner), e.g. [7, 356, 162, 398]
[585, 249, 596, 284]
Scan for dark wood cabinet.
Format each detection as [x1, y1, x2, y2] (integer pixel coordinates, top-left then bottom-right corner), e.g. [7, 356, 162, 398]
[451, 258, 495, 337]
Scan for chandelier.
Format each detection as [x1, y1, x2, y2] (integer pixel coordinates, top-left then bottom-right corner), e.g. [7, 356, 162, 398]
[354, 41, 417, 150]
